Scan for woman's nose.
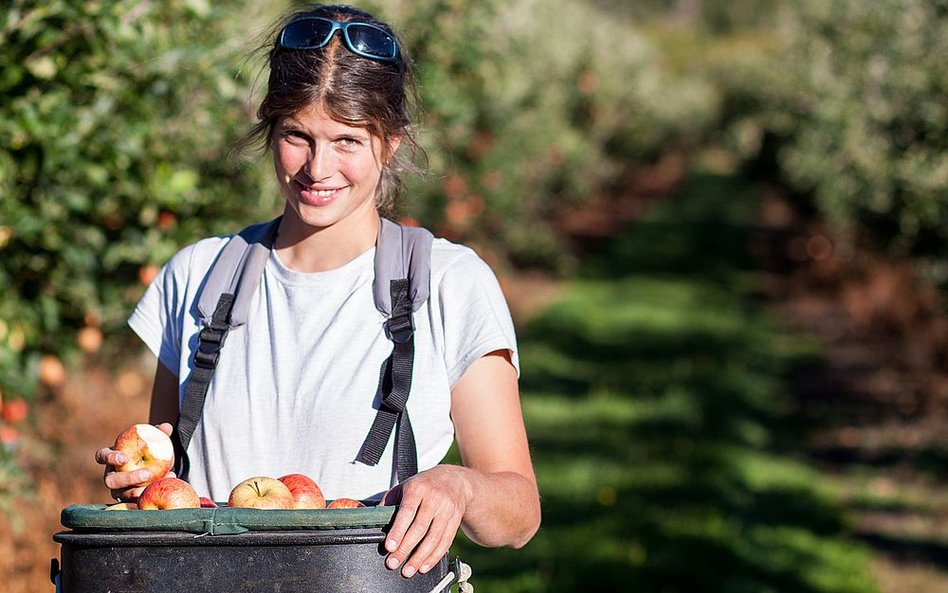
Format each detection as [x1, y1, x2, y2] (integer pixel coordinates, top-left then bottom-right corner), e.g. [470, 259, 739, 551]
[305, 144, 333, 181]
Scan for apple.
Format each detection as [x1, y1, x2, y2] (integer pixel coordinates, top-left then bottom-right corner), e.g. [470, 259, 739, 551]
[327, 498, 366, 509]
[1, 397, 28, 424]
[38, 354, 66, 387]
[113, 423, 174, 486]
[278, 473, 326, 509]
[105, 502, 138, 511]
[137, 477, 200, 510]
[199, 497, 218, 508]
[227, 476, 294, 509]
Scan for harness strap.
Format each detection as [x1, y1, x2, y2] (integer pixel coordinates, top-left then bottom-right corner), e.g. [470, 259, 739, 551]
[173, 292, 235, 480]
[359, 278, 419, 482]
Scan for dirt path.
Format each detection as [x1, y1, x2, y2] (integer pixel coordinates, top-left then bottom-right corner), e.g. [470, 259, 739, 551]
[754, 187, 948, 593]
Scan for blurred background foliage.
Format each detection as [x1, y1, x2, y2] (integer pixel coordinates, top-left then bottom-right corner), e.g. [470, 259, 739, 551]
[2, 0, 946, 591]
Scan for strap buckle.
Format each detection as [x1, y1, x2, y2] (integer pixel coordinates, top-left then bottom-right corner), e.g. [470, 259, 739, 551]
[194, 325, 227, 369]
[386, 312, 414, 344]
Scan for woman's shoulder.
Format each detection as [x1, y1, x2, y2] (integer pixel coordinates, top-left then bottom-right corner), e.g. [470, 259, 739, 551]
[428, 237, 503, 292]
[430, 237, 490, 271]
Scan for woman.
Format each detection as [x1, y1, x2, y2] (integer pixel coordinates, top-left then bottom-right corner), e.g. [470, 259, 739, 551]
[94, 3, 540, 579]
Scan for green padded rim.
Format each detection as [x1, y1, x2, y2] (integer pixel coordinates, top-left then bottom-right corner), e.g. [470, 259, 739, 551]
[60, 503, 397, 535]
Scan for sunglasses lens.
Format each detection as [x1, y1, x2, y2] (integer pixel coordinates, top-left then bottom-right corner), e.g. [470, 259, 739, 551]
[346, 24, 398, 59]
[281, 18, 334, 49]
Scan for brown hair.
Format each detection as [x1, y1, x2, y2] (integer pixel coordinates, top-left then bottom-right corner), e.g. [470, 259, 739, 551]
[244, 4, 423, 216]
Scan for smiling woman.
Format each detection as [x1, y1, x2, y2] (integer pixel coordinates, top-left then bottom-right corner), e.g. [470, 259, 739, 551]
[92, 1, 540, 585]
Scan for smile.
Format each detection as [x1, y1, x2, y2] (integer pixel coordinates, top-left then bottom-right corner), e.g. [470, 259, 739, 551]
[308, 189, 337, 197]
[297, 181, 346, 207]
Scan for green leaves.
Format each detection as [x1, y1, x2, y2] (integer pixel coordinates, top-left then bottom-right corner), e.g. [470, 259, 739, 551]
[0, 0, 275, 397]
[753, 0, 948, 257]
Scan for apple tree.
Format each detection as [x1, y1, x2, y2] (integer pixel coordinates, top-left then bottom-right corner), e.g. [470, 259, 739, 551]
[0, 0, 277, 463]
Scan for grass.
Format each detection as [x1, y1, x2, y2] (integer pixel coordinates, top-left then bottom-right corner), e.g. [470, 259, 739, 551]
[447, 172, 879, 592]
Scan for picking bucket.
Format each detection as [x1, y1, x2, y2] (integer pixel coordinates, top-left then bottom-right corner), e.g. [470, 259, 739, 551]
[51, 503, 459, 593]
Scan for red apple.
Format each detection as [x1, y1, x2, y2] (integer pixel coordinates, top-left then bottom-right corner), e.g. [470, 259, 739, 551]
[227, 476, 294, 509]
[1, 397, 28, 424]
[112, 423, 174, 486]
[199, 497, 218, 508]
[327, 497, 366, 509]
[138, 477, 200, 510]
[278, 473, 326, 509]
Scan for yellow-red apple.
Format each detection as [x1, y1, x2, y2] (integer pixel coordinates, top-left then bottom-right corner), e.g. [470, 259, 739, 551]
[112, 423, 174, 485]
[105, 502, 138, 511]
[327, 497, 365, 509]
[199, 497, 218, 508]
[227, 476, 294, 509]
[138, 477, 200, 510]
[278, 473, 326, 509]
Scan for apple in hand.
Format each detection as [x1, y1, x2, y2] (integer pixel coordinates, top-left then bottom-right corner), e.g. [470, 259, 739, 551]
[278, 473, 326, 509]
[137, 477, 200, 510]
[228, 476, 295, 509]
[113, 423, 174, 485]
[327, 497, 366, 509]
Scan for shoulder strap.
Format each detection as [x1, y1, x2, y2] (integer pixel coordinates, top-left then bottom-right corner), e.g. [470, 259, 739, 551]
[196, 217, 280, 329]
[358, 219, 433, 484]
[374, 217, 433, 315]
[174, 218, 279, 478]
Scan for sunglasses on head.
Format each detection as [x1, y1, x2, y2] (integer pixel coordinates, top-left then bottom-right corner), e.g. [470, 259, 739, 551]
[278, 16, 400, 64]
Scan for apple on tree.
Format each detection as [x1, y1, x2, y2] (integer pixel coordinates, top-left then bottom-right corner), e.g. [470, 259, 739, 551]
[138, 477, 201, 510]
[278, 473, 326, 509]
[112, 423, 174, 486]
[228, 476, 295, 509]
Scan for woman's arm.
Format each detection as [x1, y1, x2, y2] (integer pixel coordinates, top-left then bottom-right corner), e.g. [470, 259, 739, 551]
[148, 362, 180, 425]
[382, 350, 541, 577]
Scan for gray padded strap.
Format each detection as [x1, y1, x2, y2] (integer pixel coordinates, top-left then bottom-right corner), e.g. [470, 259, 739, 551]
[374, 218, 433, 316]
[196, 217, 280, 328]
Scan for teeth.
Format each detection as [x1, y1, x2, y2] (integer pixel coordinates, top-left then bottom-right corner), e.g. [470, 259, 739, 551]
[310, 189, 336, 196]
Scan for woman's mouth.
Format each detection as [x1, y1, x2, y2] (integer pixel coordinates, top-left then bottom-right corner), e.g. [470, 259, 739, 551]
[298, 184, 344, 207]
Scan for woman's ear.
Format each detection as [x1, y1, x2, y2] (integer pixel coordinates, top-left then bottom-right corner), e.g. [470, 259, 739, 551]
[385, 135, 403, 162]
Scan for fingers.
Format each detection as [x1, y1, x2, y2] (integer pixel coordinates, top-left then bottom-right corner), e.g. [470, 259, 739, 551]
[94, 447, 127, 467]
[104, 467, 153, 491]
[384, 484, 463, 578]
[96, 445, 154, 498]
[156, 422, 174, 437]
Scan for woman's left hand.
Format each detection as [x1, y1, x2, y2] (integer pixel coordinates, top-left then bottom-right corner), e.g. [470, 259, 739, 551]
[381, 464, 474, 578]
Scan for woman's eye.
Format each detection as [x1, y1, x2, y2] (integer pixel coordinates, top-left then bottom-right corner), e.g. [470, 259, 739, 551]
[337, 137, 362, 149]
[282, 130, 308, 143]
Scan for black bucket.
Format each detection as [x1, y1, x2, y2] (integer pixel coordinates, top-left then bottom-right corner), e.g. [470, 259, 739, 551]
[51, 504, 459, 593]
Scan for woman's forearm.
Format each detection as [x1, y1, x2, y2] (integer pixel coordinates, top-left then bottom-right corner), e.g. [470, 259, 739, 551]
[456, 466, 541, 548]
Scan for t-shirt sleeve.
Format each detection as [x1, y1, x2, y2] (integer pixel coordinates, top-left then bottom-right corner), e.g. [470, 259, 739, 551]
[127, 247, 193, 374]
[438, 249, 520, 387]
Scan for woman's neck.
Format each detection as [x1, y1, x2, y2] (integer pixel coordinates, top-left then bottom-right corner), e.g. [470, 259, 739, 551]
[274, 208, 380, 273]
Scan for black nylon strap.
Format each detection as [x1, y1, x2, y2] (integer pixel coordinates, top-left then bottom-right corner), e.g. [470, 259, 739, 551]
[359, 278, 418, 482]
[173, 293, 235, 480]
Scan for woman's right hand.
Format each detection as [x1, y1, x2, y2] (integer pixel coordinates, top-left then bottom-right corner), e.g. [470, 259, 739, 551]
[94, 422, 175, 502]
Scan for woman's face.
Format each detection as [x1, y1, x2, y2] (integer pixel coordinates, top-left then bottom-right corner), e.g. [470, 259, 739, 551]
[272, 103, 397, 234]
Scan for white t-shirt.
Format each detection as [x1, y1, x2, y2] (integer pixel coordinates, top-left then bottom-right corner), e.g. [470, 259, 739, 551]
[128, 232, 519, 502]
